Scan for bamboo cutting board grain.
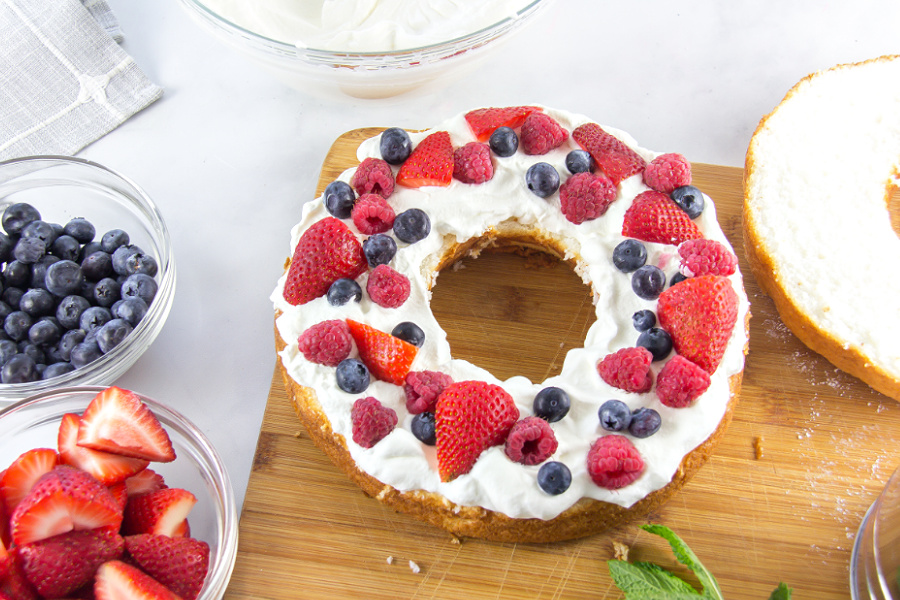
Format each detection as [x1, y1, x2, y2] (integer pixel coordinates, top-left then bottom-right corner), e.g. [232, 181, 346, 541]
[227, 128, 900, 599]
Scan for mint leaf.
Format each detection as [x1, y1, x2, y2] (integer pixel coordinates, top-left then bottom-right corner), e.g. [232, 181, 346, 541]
[641, 524, 724, 600]
[768, 582, 792, 599]
[609, 560, 703, 599]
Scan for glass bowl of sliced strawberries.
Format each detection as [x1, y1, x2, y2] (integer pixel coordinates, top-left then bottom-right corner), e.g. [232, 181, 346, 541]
[0, 385, 237, 599]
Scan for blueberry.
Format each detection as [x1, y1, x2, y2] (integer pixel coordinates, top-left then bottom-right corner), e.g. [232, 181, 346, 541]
[612, 239, 647, 273]
[19, 288, 54, 317]
[393, 208, 431, 244]
[565, 150, 593, 174]
[3, 261, 29, 288]
[31, 255, 60, 290]
[79, 306, 112, 333]
[670, 272, 688, 287]
[42, 362, 75, 380]
[336, 358, 369, 394]
[45, 260, 85, 297]
[632, 309, 656, 332]
[1, 354, 38, 383]
[4, 311, 32, 341]
[379, 127, 412, 165]
[63, 218, 95, 243]
[18, 342, 44, 366]
[411, 412, 436, 445]
[599, 399, 632, 432]
[629, 407, 662, 438]
[1, 287, 24, 310]
[637, 327, 673, 361]
[70, 340, 102, 368]
[56, 295, 90, 329]
[670, 185, 705, 219]
[98, 229, 128, 253]
[111, 245, 141, 276]
[631, 265, 666, 300]
[489, 126, 518, 157]
[21, 220, 58, 249]
[525, 162, 560, 198]
[96, 318, 132, 353]
[81, 241, 102, 260]
[112, 297, 148, 327]
[0, 339, 17, 365]
[58, 329, 86, 361]
[13, 237, 45, 264]
[2, 203, 40, 236]
[391, 321, 424, 347]
[0, 232, 13, 263]
[81, 251, 113, 281]
[362, 234, 397, 268]
[92, 277, 121, 308]
[50, 235, 81, 262]
[0, 302, 11, 323]
[324, 181, 356, 219]
[533, 387, 571, 423]
[326, 278, 362, 306]
[120, 273, 157, 305]
[124, 250, 158, 277]
[537, 461, 572, 495]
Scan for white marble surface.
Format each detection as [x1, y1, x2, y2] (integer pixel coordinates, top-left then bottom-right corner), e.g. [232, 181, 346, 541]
[82, 0, 900, 510]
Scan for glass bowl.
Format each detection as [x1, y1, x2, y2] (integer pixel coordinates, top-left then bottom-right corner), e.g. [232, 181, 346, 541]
[0, 156, 176, 405]
[851, 464, 900, 599]
[0, 386, 238, 599]
[179, 0, 553, 99]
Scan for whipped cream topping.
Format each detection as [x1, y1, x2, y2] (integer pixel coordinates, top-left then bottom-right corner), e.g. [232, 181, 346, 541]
[271, 107, 750, 521]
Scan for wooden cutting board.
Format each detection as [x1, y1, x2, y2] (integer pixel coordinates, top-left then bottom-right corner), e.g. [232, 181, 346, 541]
[225, 128, 900, 599]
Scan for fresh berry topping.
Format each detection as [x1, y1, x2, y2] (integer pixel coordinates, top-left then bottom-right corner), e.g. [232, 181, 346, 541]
[346, 319, 418, 385]
[122, 487, 196, 537]
[572, 123, 647, 186]
[351, 193, 396, 235]
[532, 387, 570, 423]
[656, 355, 712, 408]
[76, 386, 175, 463]
[525, 162, 560, 198]
[124, 534, 210, 600]
[566, 149, 593, 174]
[350, 157, 395, 198]
[636, 327, 673, 361]
[559, 172, 617, 224]
[366, 264, 411, 309]
[643, 153, 692, 193]
[124, 469, 167, 497]
[0, 449, 59, 514]
[392, 208, 431, 244]
[362, 233, 397, 267]
[379, 127, 413, 165]
[404, 370, 453, 414]
[350, 397, 398, 449]
[612, 239, 647, 273]
[452, 142, 494, 184]
[336, 358, 370, 394]
[58, 413, 148, 486]
[657, 275, 739, 373]
[519, 112, 568, 155]
[0, 556, 36, 600]
[396, 131, 453, 188]
[678, 238, 738, 277]
[326, 278, 362, 306]
[391, 321, 425, 347]
[464, 106, 542, 141]
[632, 309, 656, 332]
[598, 399, 632, 432]
[586, 435, 644, 489]
[671, 272, 688, 287]
[323, 180, 356, 219]
[597, 347, 653, 393]
[435, 381, 519, 481]
[537, 461, 572, 495]
[628, 407, 662, 438]
[410, 412, 436, 445]
[631, 264, 666, 300]
[94, 559, 181, 600]
[622, 190, 703, 245]
[504, 417, 558, 465]
[297, 319, 353, 367]
[670, 185, 706, 218]
[283, 217, 367, 306]
[488, 126, 518, 157]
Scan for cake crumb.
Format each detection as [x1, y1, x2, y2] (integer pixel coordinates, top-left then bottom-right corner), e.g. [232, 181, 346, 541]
[386, 556, 393, 565]
[409, 560, 421, 574]
[753, 436, 765, 459]
[612, 540, 629, 561]
[449, 534, 461, 545]
[293, 430, 303, 438]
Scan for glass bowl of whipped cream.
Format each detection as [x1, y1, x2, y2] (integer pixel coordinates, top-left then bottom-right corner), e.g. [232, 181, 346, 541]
[179, 0, 553, 99]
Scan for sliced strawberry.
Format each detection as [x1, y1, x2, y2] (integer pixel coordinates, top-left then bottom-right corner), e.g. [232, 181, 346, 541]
[396, 131, 453, 188]
[125, 534, 210, 600]
[282, 216, 367, 306]
[122, 488, 196, 537]
[0, 484, 9, 550]
[0, 448, 58, 514]
[77, 387, 175, 463]
[0, 537, 11, 583]
[59, 413, 149, 485]
[9, 465, 123, 546]
[435, 381, 520, 482]
[572, 122, 647, 185]
[464, 106, 543, 141]
[621, 190, 703, 246]
[107, 482, 128, 512]
[657, 275, 739, 374]
[124, 469, 167, 497]
[346, 319, 418, 385]
[94, 560, 181, 600]
[17, 528, 124, 599]
[0, 552, 40, 600]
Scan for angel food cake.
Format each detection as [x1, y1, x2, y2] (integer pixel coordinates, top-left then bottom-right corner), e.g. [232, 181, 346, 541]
[271, 106, 750, 542]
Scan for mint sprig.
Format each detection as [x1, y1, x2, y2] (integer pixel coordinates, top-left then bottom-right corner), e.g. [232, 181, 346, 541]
[608, 524, 791, 600]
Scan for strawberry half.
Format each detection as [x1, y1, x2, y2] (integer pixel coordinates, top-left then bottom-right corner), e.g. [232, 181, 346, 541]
[396, 131, 453, 188]
[463, 106, 543, 141]
[59, 413, 149, 486]
[346, 319, 418, 385]
[435, 381, 520, 482]
[621, 190, 703, 246]
[94, 560, 181, 600]
[0, 448, 58, 514]
[125, 534, 210, 600]
[122, 488, 197, 537]
[124, 469, 167, 497]
[0, 536, 11, 582]
[657, 275, 739, 374]
[282, 216, 367, 306]
[572, 122, 647, 185]
[0, 555, 39, 600]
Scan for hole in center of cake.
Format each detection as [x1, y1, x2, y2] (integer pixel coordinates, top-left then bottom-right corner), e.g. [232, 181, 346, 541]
[429, 248, 597, 383]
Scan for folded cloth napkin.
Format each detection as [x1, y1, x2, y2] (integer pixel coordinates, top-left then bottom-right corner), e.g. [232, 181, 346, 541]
[0, 0, 162, 161]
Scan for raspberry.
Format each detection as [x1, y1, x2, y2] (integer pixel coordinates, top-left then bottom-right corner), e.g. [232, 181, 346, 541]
[520, 112, 568, 155]
[678, 238, 738, 277]
[586, 435, 644, 489]
[404, 370, 453, 414]
[351, 397, 398, 449]
[596, 347, 653, 393]
[366, 264, 410, 308]
[351, 193, 395, 235]
[452, 142, 494, 184]
[504, 417, 558, 465]
[559, 172, 617, 224]
[297, 319, 353, 367]
[643, 153, 692, 194]
[656, 355, 711, 408]
[351, 157, 394, 198]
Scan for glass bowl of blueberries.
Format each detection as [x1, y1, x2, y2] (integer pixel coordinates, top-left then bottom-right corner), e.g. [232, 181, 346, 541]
[0, 156, 176, 403]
